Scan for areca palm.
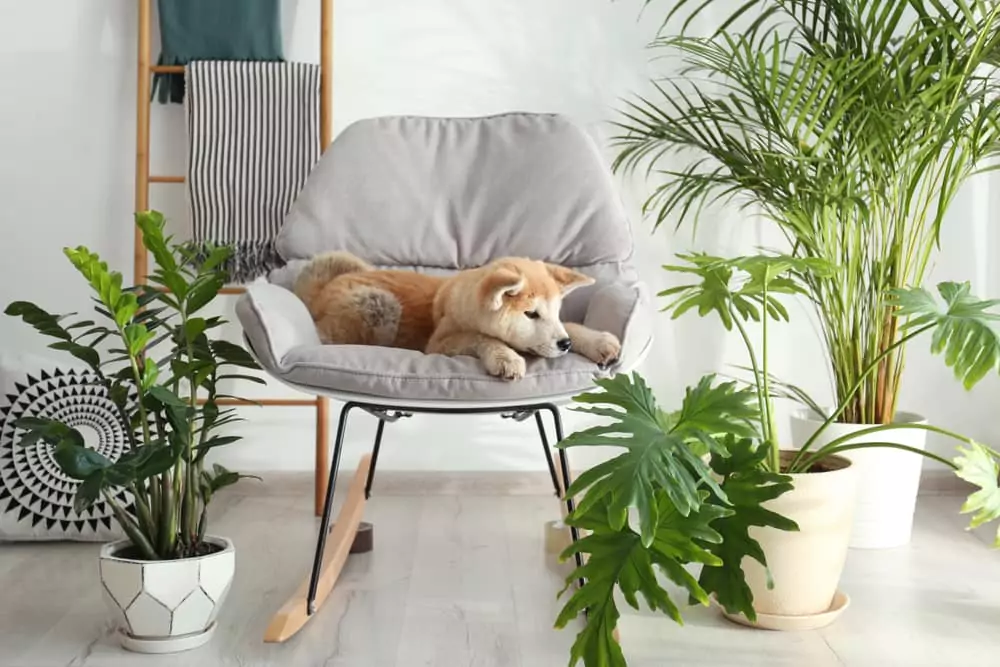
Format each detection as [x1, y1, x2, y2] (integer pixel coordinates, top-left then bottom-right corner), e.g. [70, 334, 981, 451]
[617, 0, 1000, 424]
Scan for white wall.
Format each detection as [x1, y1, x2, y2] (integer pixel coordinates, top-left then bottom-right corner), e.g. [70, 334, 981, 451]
[1, 0, 998, 475]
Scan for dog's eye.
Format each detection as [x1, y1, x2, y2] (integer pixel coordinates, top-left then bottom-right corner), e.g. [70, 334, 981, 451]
[525, 310, 540, 320]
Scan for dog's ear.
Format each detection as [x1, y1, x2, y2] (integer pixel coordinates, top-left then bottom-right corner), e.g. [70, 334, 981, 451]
[481, 267, 525, 310]
[546, 264, 595, 295]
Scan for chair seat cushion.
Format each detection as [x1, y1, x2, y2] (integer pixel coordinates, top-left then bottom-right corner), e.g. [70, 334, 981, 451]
[235, 282, 651, 403]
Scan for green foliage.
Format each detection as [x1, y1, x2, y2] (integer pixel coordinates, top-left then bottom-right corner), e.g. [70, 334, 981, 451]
[555, 373, 795, 667]
[891, 282, 1000, 390]
[4, 211, 259, 560]
[955, 442, 1000, 547]
[618, 0, 1000, 425]
[559, 373, 759, 546]
[661, 253, 831, 329]
[555, 493, 727, 667]
[696, 437, 797, 621]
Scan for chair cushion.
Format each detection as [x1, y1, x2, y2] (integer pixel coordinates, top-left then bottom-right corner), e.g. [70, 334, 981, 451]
[235, 282, 651, 403]
[275, 113, 634, 269]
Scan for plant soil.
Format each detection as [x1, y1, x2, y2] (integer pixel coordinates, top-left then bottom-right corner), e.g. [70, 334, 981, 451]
[113, 541, 224, 561]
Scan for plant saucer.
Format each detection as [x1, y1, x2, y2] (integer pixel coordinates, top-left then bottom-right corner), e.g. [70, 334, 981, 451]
[716, 591, 850, 631]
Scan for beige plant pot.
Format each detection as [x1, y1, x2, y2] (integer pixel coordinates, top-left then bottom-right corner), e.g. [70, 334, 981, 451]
[723, 451, 858, 630]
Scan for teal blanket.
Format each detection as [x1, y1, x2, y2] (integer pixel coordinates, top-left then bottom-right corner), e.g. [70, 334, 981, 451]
[153, 0, 283, 104]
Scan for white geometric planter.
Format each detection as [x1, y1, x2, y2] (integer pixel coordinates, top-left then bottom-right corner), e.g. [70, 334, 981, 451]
[790, 409, 928, 550]
[99, 535, 235, 653]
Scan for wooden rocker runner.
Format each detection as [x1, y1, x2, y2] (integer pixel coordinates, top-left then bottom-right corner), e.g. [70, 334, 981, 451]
[235, 112, 654, 641]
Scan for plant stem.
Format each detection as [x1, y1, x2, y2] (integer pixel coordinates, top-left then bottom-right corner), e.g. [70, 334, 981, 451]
[792, 322, 935, 469]
[730, 306, 771, 449]
[799, 441, 957, 471]
[791, 422, 972, 474]
[760, 278, 780, 471]
[104, 491, 158, 560]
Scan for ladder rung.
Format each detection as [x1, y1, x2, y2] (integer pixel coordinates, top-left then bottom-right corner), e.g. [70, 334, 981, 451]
[151, 65, 185, 74]
[220, 287, 247, 295]
[201, 397, 318, 407]
[150, 175, 185, 183]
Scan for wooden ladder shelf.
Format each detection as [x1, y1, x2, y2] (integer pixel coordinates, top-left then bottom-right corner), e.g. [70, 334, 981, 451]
[133, 0, 335, 517]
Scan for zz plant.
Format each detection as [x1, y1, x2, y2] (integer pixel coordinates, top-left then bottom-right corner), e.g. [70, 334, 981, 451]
[555, 253, 1000, 667]
[4, 211, 261, 560]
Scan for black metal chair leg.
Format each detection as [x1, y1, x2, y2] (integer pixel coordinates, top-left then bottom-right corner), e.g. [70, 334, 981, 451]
[534, 411, 562, 497]
[307, 401, 356, 614]
[364, 419, 387, 499]
[542, 406, 584, 580]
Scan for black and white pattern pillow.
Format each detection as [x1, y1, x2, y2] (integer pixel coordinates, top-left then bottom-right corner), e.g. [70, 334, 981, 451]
[0, 355, 130, 541]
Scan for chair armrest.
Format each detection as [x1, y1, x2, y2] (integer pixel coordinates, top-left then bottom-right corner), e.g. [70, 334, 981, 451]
[582, 280, 654, 373]
[235, 284, 321, 372]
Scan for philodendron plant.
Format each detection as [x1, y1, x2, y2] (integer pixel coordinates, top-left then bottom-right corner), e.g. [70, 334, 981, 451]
[4, 211, 262, 560]
[554, 253, 1000, 667]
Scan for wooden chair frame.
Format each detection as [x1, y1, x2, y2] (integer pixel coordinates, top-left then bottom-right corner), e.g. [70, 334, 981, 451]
[133, 0, 335, 517]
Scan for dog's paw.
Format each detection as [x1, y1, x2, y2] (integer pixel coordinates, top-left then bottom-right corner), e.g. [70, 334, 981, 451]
[582, 332, 622, 370]
[484, 348, 527, 381]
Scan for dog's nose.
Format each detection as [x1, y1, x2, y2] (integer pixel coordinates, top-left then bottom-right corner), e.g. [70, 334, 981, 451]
[557, 338, 572, 352]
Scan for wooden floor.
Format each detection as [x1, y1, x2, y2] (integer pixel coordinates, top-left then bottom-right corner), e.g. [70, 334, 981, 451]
[0, 475, 998, 667]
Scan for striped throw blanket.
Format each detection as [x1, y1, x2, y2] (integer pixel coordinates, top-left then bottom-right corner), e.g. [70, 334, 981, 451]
[185, 61, 320, 283]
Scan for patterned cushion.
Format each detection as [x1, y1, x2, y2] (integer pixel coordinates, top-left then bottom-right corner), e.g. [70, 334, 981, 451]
[0, 353, 129, 541]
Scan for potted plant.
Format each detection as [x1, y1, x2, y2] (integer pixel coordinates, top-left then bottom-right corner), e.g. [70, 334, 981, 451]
[613, 0, 1000, 548]
[4, 211, 262, 653]
[554, 253, 1000, 667]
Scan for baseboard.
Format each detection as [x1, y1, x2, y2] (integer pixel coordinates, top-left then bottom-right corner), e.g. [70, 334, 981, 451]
[918, 469, 975, 496]
[228, 470, 560, 497]
[228, 468, 974, 498]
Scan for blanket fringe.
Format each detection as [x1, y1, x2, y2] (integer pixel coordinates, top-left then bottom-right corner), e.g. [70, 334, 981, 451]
[193, 239, 285, 285]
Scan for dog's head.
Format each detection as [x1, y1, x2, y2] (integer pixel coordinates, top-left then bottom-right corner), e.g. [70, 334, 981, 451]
[477, 258, 594, 358]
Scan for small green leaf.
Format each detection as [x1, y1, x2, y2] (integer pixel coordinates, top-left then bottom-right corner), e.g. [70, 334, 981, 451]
[186, 274, 226, 314]
[954, 442, 1000, 546]
[211, 340, 260, 369]
[74, 473, 105, 514]
[197, 435, 242, 452]
[114, 292, 139, 328]
[53, 443, 113, 480]
[146, 386, 187, 408]
[141, 360, 160, 390]
[4, 301, 72, 342]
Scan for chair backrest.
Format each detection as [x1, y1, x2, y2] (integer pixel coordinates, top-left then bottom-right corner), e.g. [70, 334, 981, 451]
[275, 113, 634, 270]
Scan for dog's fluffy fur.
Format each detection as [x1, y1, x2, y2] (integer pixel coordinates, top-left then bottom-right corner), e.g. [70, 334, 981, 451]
[293, 252, 622, 380]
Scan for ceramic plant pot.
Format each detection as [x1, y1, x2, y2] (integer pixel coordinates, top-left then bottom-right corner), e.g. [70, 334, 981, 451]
[722, 451, 858, 630]
[99, 536, 235, 653]
[790, 409, 928, 549]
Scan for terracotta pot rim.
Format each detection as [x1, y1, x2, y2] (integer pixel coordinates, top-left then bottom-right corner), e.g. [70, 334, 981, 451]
[99, 535, 234, 564]
[789, 407, 927, 425]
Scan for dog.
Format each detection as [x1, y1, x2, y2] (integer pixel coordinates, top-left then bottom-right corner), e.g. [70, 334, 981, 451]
[293, 251, 622, 381]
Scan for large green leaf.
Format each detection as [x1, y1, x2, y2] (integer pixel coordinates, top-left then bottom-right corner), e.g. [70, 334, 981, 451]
[556, 492, 726, 667]
[890, 282, 1000, 389]
[696, 436, 797, 622]
[559, 373, 753, 545]
[954, 442, 1000, 547]
[661, 253, 831, 328]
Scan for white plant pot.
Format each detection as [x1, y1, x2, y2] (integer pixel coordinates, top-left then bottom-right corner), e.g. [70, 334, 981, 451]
[723, 452, 858, 630]
[790, 409, 928, 549]
[99, 536, 235, 653]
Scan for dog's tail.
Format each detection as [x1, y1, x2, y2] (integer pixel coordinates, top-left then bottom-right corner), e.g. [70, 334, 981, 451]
[293, 251, 373, 307]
